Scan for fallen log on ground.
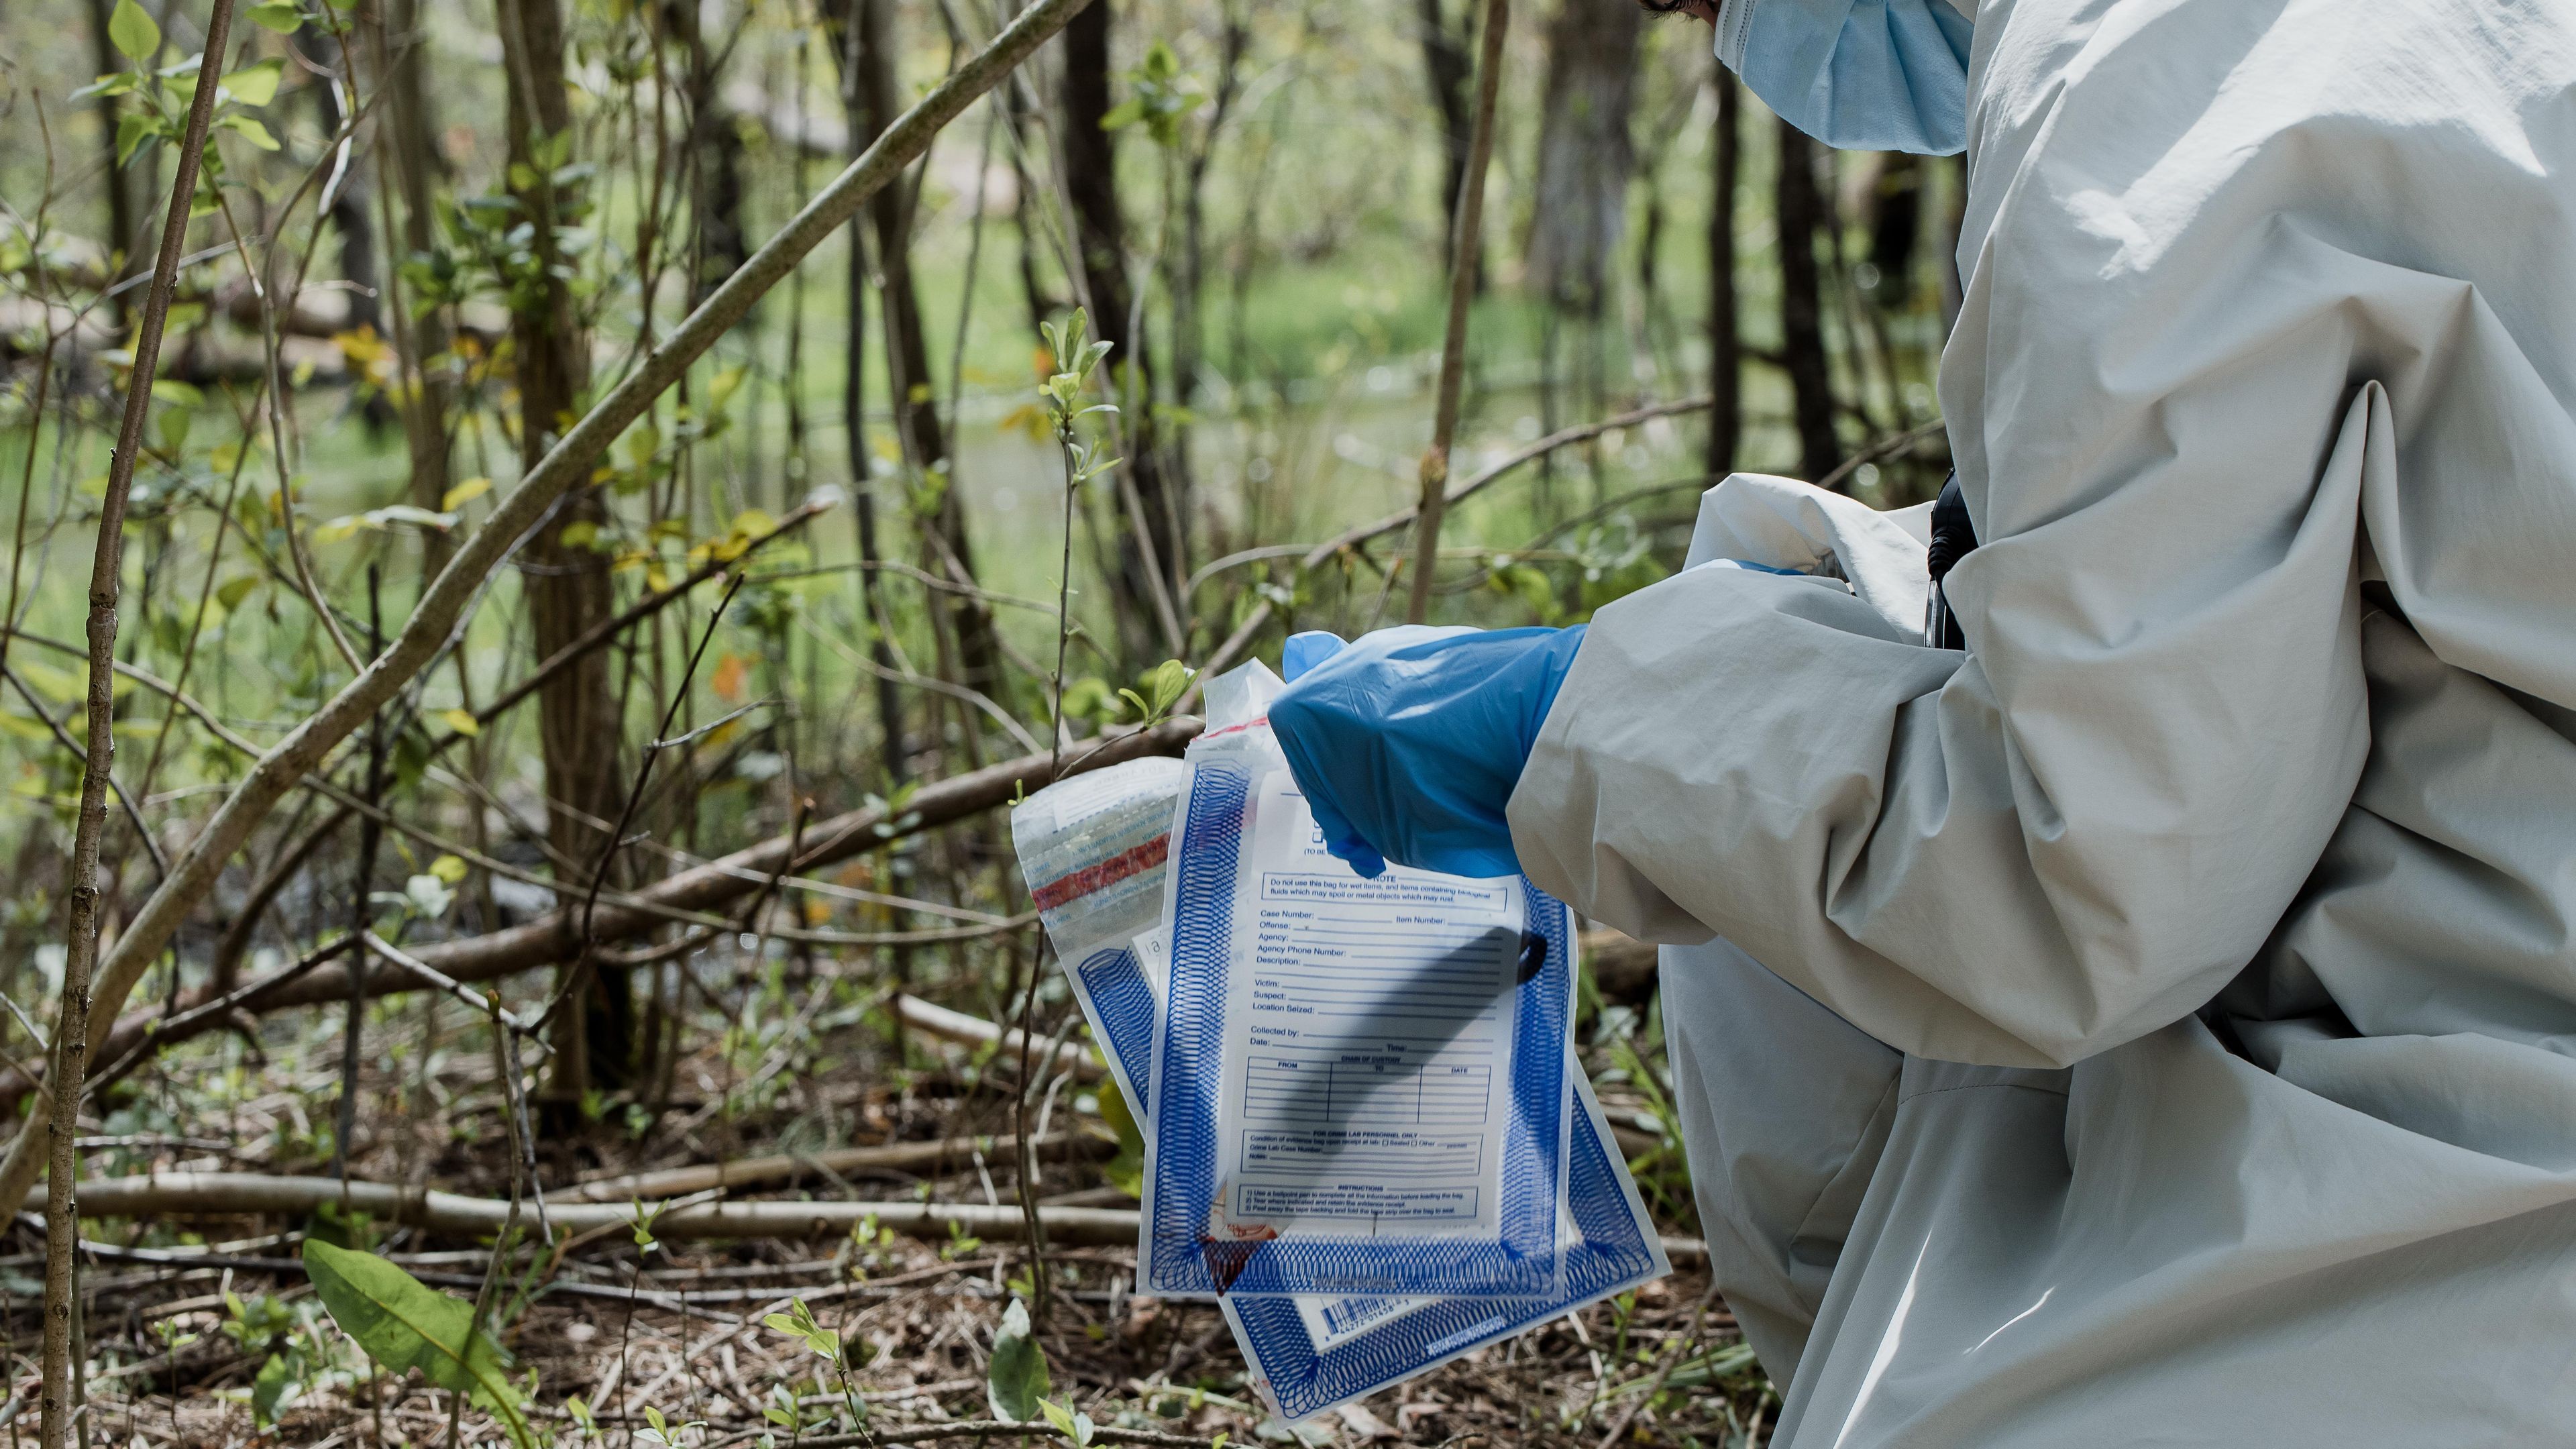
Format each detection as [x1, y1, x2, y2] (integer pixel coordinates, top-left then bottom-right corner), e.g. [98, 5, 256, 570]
[74, 1171, 1143, 1246]
[30, 719, 1197, 1116]
[551, 1130, 1106, 1203]
[69, 1171, 1712, 1265]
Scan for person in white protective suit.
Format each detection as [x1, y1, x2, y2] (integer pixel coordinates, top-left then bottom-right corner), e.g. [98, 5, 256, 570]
[1265, 0, 2576, 1441]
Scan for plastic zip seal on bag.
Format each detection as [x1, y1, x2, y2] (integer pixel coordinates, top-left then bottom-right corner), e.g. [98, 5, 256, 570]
[1011, 753, 1187, 1118]
[1012, 754, 1188, 965]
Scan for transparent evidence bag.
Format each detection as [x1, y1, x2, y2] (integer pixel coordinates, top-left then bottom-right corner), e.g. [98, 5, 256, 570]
[1010, 662, 1667, 1423]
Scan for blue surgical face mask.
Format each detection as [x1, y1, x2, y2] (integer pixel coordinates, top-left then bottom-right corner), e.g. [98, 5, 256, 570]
[1715, 0, 1976, 156]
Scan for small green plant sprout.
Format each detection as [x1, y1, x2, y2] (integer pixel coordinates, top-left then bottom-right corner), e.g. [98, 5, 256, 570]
[1040, 1398, 1100, 1448]
[986, 1297, 1053, 1424]
[1120, 660, 1197, 727]
[217, 1290, 329, 1427]
[846, 1212, 894, 1279]
[943, 1218, 985, 1260]
[764, 1297, 845, 1368]
[628, 1195, 668, 1254]
[765, 1297, 871, 1429]
[637, 1405, 705, 1448]
[1038, 311, 1121, 467]
[566, 1395, 602, 1442]
[763, 1382, 815, 1437]
[150, 1316, 199, 1356]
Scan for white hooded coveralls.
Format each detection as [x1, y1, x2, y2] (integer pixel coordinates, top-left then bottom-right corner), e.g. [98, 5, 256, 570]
[1506, 0, 2576, 1441]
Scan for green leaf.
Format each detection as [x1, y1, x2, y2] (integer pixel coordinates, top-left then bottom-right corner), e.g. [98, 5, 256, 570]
[1136, 659, 1195, 721]
[987, 1297, 1051, 1424]
[762, 1297, 844, 1366]
[251, 1352, 295, 1424]
[107, 0, 159, 61]
[1094, 1071, 1144, 1199]
[114, 111, 158, 166]
[1039, 1399, 1096, 1448]
[246, 0, 304, 32]
[219, 57, 284, 106]
[301, 1240, 537, 1449]
[220, 113, 282, 151]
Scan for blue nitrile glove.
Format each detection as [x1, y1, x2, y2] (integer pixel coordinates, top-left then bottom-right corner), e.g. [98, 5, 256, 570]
[1270, 625, 1589, 879]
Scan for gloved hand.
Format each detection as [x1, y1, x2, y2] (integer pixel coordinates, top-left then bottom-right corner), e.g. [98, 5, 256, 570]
[1270, 625, 1589, 879]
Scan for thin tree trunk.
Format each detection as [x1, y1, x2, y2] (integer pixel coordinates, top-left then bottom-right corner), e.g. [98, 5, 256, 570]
[1528, 0, 1641, 314]
[831, 0, 906, 788]
[42, 3, 237, 1443]
[379, 0, 456, 576]
[498, 0, 629, 1093]
[1061, 0, 1184, 665]
[847, 0, 1000, 696]
[297, 27, 384, 340]
[1171, 1, 1246, 564]
[1415, 0, 1478, 287]
[1529, 0, 1641, 509]
[81, 0, 140, 333]
[669, 0, 751, 305]
[1773, 117, 1840, 484]
[1407, 0, 1507, 624]
[1706, 72, 1739, 478]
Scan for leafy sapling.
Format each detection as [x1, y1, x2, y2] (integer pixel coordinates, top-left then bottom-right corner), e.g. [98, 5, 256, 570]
[1120, 659, 1198, 727]
[765, 1297, 871, 1432]
[1038, 309, 1121, 757]
[985, 1297, 1053, 1424]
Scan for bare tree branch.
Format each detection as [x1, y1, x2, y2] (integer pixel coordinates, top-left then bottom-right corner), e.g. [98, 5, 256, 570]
[0, 0, 1105, 1222]
[39, 1, 239, 1440]
[20, 718, 1195, 1110]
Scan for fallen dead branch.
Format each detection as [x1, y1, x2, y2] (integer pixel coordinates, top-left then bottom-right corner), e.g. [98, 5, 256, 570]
[72, 1172, 1143, 1246]
[780, 1425, 1216, 1449]
[65, 1169, 1711, 1264]
[897, 994, 1104, 1081]
[550, 1131, 1106, 1203]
